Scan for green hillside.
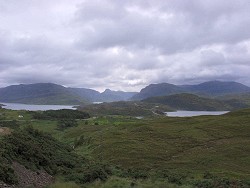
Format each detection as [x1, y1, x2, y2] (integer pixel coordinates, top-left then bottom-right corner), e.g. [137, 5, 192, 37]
[12, 93, 88, 105]
[0, 83, 138, 105]
[186, 81, 250, 96]
[217, 92, 250, 106]
[0, 83, 89, 105]
[131, 83, 186, 100]
[1, 108, 250, 187]
[143, 93, 235, 111]
[78, 101, 172, 117]
[131, 81, 250, 100]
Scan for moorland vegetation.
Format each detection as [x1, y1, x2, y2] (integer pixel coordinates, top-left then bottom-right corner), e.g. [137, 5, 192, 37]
[0, 108, 250, 187]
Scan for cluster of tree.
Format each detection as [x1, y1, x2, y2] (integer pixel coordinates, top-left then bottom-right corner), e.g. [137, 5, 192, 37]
[30, 109, 90, 120]
[57, 119, 78, 130]
[0, 120, 19, 128]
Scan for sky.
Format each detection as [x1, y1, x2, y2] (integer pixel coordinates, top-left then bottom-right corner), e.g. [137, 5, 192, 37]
[0, 0, 250, 92]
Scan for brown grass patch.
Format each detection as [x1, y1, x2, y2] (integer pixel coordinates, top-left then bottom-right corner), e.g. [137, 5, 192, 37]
[0, 127, 11, 135]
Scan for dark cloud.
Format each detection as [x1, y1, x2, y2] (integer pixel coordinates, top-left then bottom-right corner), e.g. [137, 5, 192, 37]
[0, 0, 250, 91]
[75, 0, 250, 52]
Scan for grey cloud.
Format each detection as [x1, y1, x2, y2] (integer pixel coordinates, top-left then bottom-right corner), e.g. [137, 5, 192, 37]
[200, 50, 226, 66]
[75, 0, 250, 53]
[0, 0, 250, 91]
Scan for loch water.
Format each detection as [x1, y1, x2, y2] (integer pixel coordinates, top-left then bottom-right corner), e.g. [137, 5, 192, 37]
[1, 102, 75, 111]
[166, 111, 229, 117]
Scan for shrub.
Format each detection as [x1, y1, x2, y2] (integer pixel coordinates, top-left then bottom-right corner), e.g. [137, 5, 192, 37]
[0, 158, 18, 184]
[65, 163, 112, 184]
[120, 168, 149, 179]
[193, 178, 248, 188]
[49, 181, 80, 188]
[0, 120, 19, 128]
[73, 135, 91, 148]
[0, 126, 112, 185]
[156, 170, 187, 185]
[1, 126, 83, 176]
[57, 119, 78, 130]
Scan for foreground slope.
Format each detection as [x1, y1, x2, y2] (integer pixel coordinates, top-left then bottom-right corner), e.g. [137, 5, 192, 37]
[1, 108, 250, 187]
[30, 108, 250, 182]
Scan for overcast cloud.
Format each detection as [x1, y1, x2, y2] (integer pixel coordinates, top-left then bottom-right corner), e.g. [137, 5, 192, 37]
[0, 0, 250, 91]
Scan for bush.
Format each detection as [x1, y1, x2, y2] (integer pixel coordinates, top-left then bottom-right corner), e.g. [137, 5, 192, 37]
[0, 120, 19, 128]
[73, 135, 91, 148]
[167, 173, 184, 185]
[65, 163, 112, 184]
[0, 158, 18, 184]
[156, 170, 187, 185]
[193, 178, 248, 188]
[203, 171, 214, 179]
[120, 168, 149, 179]
[57, 119, 78, 130]
[0, 126, 112, 185]
[1, 126, 84, 176]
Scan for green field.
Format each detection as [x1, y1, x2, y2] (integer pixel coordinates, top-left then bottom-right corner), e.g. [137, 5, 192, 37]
[1, 108, 250, 187]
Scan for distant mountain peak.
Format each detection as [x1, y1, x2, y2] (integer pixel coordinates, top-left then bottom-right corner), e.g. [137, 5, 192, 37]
[0, 83, 138, 104]
[131, 80, 250, 100]
[102, 89, 112, 93]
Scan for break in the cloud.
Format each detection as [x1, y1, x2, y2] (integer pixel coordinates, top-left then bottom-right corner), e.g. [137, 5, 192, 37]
[0, 0, 250, 91]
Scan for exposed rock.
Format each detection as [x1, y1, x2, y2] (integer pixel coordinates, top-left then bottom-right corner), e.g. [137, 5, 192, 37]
[2, 162, 55, 188]
[0, 182, 15, 188]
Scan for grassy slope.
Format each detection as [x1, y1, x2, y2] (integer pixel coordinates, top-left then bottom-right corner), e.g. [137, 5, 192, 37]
[27, 109, 250, 181]
[217, 92, 250, 106]
[1, 108, 250, 187]
[0, 109, 111, 187]
[7, 93, 88, 105]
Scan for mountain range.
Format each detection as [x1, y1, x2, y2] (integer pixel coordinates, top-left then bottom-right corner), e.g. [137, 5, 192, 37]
[0, 81, 250, 105]
[131, 81, 250, 100]
[0, 83, 137, 105]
